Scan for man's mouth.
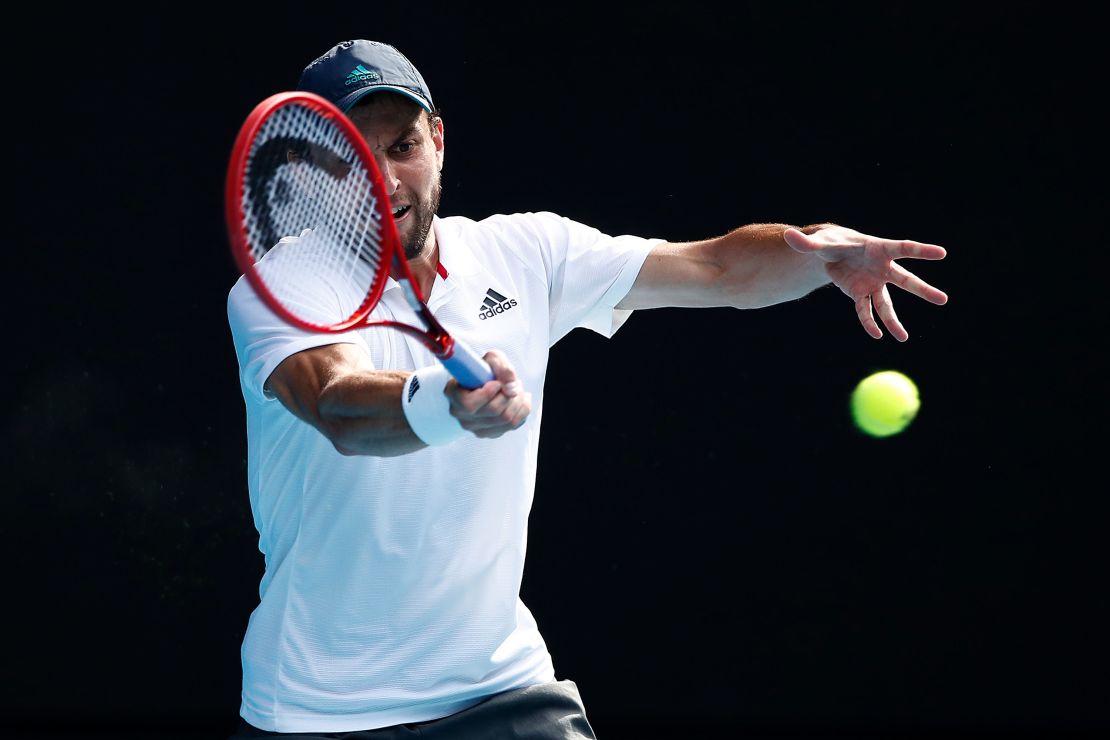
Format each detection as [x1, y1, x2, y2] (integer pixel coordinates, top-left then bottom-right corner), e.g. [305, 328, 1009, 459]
[392, 205, 411, 222]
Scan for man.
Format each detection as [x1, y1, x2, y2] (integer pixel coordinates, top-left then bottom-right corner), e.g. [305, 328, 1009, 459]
[226, 39, 947, 739]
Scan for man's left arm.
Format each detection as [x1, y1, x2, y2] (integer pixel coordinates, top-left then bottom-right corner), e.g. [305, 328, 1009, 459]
[617, 222, 947, 341]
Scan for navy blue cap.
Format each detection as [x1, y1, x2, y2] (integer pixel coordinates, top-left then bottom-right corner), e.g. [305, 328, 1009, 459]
[297, 40, 434, 113]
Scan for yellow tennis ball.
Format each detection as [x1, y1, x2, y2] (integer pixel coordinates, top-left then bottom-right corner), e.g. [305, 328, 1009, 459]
[850, 370, 920, 437]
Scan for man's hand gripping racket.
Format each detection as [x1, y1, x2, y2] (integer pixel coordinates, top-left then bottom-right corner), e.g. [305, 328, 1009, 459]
[224, 91, 494, 389]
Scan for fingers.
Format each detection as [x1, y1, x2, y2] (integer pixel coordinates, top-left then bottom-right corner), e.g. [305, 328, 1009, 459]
[484, 349, 522, 396]
[888, 261, 949, 305]
[448, 349, 532, 438]
[855, 294, 884, 340]
[873, 285, 908, 342]
[809, 229, 948, 340]
[856, 286, 908, 342]
[881, 238, 947, 261]
[468, 391, 532, 438]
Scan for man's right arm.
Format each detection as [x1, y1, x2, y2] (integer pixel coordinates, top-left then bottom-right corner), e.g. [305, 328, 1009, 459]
[264, 343, 531, 457]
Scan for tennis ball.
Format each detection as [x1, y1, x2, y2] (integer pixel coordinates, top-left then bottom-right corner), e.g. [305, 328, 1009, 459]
[850, 370, 920, 437]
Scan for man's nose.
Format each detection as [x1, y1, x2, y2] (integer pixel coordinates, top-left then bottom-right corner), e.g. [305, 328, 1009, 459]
[374, 155, 400, 195]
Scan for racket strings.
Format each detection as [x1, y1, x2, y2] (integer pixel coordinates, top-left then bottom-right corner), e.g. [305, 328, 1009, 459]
[242, 103, 386, 326]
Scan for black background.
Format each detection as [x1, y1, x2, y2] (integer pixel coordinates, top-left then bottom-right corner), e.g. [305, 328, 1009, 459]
[6, 2, 1106, 738]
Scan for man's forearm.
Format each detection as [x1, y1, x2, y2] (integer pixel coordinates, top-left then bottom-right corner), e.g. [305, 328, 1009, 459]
[714, 222, 835, 308]
[618, 221, 836, 310]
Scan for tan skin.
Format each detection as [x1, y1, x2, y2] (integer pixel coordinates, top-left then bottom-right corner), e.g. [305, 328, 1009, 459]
[266, 94, 948, 457]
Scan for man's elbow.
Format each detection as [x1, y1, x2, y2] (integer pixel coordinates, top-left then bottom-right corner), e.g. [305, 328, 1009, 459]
[318, 416, 422, 458]
[313, 414, 364, 456]
[330, 437, 364, 456]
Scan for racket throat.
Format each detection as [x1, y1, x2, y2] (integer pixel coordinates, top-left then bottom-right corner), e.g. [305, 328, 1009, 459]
[414, 323, 456, 359]
[396, 277, 456, 359]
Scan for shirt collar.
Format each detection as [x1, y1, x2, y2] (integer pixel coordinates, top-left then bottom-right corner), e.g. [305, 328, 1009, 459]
[384, 215, 479, 292]
[431, 215, 480, 277]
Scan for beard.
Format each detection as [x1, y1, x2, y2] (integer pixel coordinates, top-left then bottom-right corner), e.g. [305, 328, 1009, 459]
[402, 175, 442, 261]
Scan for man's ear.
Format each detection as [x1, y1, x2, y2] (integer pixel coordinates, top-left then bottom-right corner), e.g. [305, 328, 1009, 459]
[431, 115, 445, 170]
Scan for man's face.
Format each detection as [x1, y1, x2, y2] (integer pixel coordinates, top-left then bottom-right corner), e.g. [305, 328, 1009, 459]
[347, 94, 444, 261]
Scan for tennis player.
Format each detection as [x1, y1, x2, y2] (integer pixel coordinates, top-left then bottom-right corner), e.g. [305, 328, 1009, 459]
[225, 39, 948, 739]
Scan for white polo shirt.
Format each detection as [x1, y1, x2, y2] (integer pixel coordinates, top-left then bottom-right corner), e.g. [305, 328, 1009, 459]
[227, 211, 660, 732]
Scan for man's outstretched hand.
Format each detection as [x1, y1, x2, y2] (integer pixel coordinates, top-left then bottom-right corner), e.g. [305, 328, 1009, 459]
[784, 225, 948, 341]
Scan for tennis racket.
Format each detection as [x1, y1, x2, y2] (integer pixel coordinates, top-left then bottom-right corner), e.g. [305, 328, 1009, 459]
[224, 90, 494, 389]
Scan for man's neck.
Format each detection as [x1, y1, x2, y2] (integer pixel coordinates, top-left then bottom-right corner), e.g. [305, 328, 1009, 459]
[395, 237, 439, 299]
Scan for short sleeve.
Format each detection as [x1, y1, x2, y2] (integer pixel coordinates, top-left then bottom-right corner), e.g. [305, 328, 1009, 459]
[227, 275, 369, 403]
[476, 212, 661, 343]
[538, 213, 660, 342]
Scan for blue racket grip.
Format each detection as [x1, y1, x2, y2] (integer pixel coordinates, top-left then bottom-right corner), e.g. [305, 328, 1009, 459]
[440, 337, 495, 390]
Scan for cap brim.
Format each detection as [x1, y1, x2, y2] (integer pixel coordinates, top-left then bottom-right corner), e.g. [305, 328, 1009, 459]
[338, 85, 432, 113]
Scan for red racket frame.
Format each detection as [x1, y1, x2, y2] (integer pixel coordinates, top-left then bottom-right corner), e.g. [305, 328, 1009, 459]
[225, 90, 457, 358]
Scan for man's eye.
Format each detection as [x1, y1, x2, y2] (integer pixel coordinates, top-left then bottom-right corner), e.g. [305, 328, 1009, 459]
[394, 142, 415, 154]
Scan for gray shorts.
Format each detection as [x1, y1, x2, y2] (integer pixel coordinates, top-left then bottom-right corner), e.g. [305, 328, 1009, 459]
[228, 679, 597, 740]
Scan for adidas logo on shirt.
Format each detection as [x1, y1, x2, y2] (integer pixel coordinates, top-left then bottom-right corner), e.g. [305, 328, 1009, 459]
[479, 288, 517, 320]
[407, 376, 420, 402]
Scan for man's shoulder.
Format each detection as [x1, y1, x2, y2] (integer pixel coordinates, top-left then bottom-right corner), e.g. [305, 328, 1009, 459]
[226, 272, 252, 309]
[438, 211, 587, 247]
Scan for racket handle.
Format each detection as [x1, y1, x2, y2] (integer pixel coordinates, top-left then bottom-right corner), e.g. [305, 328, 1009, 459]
[441, 338, 496, 390]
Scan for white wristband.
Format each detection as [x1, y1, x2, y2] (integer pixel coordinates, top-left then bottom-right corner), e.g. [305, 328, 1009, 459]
[401, 364, 468, 446]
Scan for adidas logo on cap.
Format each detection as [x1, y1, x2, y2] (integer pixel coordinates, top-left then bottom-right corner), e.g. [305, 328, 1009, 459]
[346, 64, 381, 86]
[479, 288, 517, 320]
